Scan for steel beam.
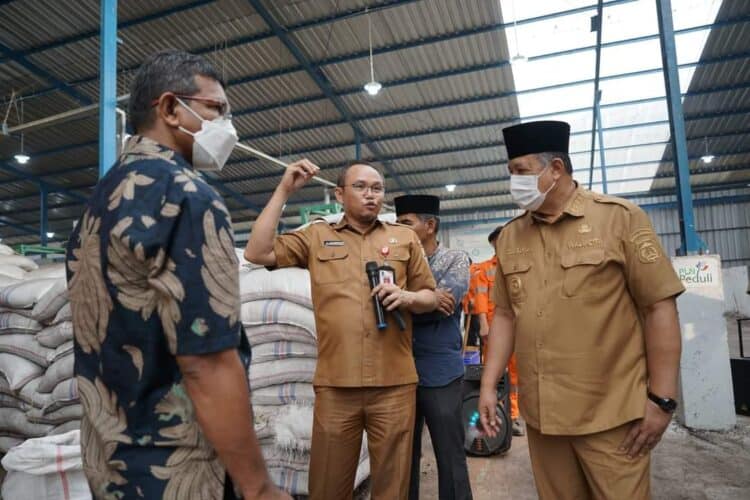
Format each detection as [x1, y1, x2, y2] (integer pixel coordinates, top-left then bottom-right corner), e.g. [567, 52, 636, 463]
[99, 0, 118, 177]
[40, 184, 48, 246]
[656, 0, 701, 254]
[588, 0, 605, 190]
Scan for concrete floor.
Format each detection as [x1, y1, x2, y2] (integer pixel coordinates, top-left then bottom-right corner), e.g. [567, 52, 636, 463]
[414, 416, 750, 500]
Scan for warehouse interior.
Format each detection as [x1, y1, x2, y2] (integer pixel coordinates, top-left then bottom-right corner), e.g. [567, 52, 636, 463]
[0, 1, 749, 499]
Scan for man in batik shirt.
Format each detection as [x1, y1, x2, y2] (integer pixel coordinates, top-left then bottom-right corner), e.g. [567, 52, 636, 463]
[66, 50, 288, 500]
[395, 195, 473, 500]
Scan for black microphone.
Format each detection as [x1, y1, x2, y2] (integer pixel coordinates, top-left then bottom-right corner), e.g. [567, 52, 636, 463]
[378, 264, 407, 331]
[366, 261, 388, 330]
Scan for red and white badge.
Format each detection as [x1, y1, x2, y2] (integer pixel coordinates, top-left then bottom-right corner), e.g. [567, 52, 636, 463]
[380, 246, 390, 258]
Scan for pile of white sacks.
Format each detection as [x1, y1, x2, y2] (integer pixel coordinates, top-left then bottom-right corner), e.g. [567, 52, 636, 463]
[0, 240, 369, 496]
[0, 245, 79, 454]
[237, 250, 370, 496]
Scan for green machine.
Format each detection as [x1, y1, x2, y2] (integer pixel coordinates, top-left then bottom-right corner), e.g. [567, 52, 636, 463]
[299, 202, 342, 224]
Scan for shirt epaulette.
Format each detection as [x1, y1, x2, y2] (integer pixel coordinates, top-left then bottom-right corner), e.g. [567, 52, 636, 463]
[591, 193, 638, 211]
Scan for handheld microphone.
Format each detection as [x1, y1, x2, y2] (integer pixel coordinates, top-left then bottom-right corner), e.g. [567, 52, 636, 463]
[378, 264, 407, 331]
[365, 261, 388, 330]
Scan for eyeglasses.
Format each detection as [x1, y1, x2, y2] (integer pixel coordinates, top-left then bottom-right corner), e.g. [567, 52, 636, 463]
[342, 182, 385, 194]
[151, 94, 232, 119]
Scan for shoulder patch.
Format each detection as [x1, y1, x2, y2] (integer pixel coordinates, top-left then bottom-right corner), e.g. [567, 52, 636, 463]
[592, 193, 637, 211]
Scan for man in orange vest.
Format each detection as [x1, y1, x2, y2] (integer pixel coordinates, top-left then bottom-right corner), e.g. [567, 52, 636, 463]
[473, 226, 523, 436]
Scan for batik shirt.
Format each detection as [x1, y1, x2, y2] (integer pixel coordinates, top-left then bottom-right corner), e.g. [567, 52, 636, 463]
[412, 244, 470, 387]
[66, 135, 250, 500]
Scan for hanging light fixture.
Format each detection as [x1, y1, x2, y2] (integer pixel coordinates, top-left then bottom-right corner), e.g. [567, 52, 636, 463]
[445, 184, 457, 192]
[363, 8, 382, 96]
[700, 136, 714, 164]
[509, 0, 527, 65]
[14, 133, 30, 164]
[46, 232, 55, 239]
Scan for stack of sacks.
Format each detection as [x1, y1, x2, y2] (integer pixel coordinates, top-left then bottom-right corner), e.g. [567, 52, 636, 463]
[237, 251, 370, 496]
[0, 257, 79, 453]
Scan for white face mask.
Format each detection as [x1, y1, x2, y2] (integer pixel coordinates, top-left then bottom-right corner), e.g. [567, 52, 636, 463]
[176, 97, 238, 171]
[510, 165, 557, 211]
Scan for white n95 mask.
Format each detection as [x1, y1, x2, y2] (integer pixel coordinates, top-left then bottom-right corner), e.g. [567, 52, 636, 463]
[176, 97, 238, 171]
[510, 166, 556, 211]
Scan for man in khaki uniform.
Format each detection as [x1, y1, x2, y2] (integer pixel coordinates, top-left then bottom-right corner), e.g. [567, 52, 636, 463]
[245, 160, 438, 500]
[478, 121, 685, 500]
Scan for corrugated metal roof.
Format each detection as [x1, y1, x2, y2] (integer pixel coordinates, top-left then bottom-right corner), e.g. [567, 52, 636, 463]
[1, 0, 749, 245]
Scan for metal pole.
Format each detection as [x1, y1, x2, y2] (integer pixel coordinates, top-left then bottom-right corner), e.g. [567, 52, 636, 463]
[588, 0, 605, 190]
[40, 183, 48, 246]
[99, 0, 118, 177]
[656, 0, 700, 254]
[595, 90, 608, 194]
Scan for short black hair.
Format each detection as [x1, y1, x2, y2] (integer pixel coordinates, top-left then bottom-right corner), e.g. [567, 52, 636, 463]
[336, 161, 385, 187]
[537, 152, 573, 175]
[128, 50, 225, 133]
[488, 225, 503, 244]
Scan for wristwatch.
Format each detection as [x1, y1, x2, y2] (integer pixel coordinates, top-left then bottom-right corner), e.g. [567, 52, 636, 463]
[647, 391, 678, 414]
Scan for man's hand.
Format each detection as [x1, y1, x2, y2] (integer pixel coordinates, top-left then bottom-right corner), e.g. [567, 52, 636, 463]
[477, 386, 501, 438]
[373, 282, 412, 311]
[278, 159, 319, 195]
[478, 313, 490, 338]
[436, 288, 456, 316]
[619, 400, 672, 459]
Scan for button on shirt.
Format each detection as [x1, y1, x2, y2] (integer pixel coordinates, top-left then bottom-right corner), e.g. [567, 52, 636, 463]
[66, 136, 249, 499]
[492, 187, 685, 435]
[412, 244, 470, 387]
[273, 218, 436, 387]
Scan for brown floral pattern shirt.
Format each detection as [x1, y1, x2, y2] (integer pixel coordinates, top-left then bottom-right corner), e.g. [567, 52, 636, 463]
[66, 136, 250, 499]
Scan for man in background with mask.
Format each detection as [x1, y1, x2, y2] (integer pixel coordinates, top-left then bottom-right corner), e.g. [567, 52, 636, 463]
[477, 121, 684, 499]
[66, 50, 288, 500]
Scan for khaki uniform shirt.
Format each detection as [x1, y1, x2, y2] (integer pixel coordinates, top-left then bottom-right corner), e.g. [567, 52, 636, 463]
[273, 216, 436, 387]
[492, 187, 685, 435]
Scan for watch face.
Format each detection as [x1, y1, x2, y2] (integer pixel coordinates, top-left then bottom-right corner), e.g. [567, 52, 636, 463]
[664, 399, 678, 412]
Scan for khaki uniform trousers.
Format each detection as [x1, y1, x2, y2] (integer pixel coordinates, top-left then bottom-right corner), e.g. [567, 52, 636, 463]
[526, 421, 650, 500]
[309, 384, 417, 500]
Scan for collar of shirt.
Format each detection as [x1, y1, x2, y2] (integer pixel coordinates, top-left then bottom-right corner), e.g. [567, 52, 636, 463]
[426, 242, 444, 264]
[531, 183, 585, 225]
[332, 215, 384, 235]
[119, 135, 193, 172]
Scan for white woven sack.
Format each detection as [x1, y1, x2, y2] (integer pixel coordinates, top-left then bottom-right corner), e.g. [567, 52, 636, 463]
[43, 378, 79, 414]
[0, 278, 58, 309]
[248, 358, 316, 390]
[0, 353, 45, 391]
[0, 407, 53, 437]
[0, 312, 43, 334]
[0, 255, 38, 272]
[0, 392, 28, 411]
[27, 404, 83, 425]
[274, 404, 314, 453]
[26, 264, 66, 279]
[18, 378, 52, 409]
[244, 324, 317, 347]
[0, 265, 26, 281]
[0, 243, 15, 256]
[36, 322, 73, 349]
[31, 279, 68, 322]
[1, 430, 91, 500]
[0, 334, 54, 367]
[49, 420, 80, 436]
[241, 299, 316, 338]
[50, 303, 72, 325]
[46, 340, 73, 365]
[250, 341, 318, 364]
[38, 352, 73, 393]
[0, 435, 23, 453]
[251, 383, 316, 406]
[239, 267, 312, 307]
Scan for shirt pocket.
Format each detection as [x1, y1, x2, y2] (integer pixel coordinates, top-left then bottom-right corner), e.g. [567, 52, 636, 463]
[313, 247, 350, 285]
[385, 244, 411, 287]
[501, 261, 532, 304]
[560, 248, 605, 298]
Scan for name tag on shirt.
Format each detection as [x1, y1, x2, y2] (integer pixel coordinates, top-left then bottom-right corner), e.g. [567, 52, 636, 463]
[323, 240, 345, 247]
